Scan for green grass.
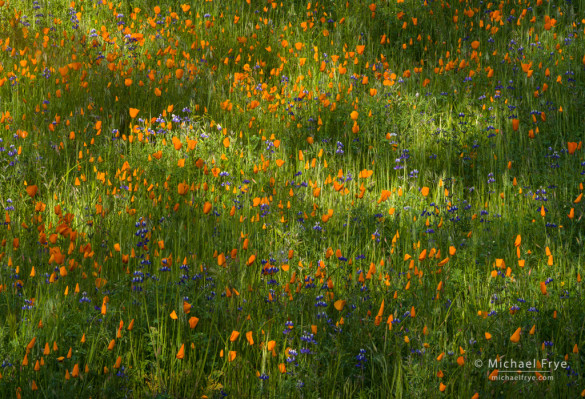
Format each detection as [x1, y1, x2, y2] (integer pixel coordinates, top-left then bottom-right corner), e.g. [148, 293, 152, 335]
[0, 0, 584, 398]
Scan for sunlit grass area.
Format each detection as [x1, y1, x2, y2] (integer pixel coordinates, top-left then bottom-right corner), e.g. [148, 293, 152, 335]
[0, 0, 584, 398]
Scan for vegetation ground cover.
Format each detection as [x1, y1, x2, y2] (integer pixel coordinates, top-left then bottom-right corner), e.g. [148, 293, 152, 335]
[0, 0, 584, 397]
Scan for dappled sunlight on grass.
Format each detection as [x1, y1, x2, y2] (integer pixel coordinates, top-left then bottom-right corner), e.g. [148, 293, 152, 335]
[0, 0, 584, 398]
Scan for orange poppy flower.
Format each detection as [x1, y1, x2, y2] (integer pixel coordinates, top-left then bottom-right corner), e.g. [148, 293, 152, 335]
[229, 331, 240, 342]
[26, 185, 38, 198]
[510, 327, 521, 343]
[176, 344, 185, 359]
